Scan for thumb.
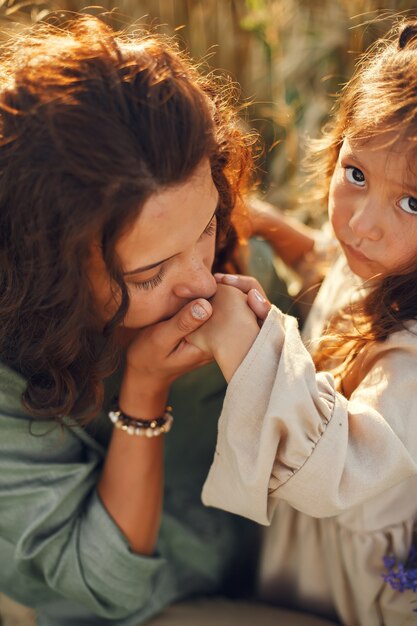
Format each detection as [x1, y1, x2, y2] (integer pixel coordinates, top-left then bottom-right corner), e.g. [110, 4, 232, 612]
[165, 299, 213, 346]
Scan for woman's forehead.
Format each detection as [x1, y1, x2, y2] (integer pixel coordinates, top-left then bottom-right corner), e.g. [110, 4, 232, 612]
[116, 159, 218, 272]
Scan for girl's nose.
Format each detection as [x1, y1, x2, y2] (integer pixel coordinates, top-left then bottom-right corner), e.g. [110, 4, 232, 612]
[173, 262, 217, 301]
[348, 199, 383, 241]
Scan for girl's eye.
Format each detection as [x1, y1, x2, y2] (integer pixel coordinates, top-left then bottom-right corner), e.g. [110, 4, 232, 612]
[345, 166, 365, 187]
[398, 196, 417, 215]
[130, 267, 166, 291]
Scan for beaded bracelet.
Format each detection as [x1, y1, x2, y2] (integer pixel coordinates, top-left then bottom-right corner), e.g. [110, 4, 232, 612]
[108, 405, 173, 437]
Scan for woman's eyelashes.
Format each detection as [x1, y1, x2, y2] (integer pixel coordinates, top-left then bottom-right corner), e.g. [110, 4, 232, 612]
[345, 165, 365, 187]
[130, 215, 217, 292]
[131, 266, 166, 291]
[200, 215, 217, 239]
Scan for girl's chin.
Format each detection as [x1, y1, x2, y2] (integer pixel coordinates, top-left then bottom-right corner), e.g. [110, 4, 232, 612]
[345, 257, 383, 282]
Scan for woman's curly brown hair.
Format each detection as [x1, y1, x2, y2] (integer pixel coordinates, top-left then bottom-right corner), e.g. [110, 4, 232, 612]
[309, 18, 417, 387]
[0, 15, 255, 422]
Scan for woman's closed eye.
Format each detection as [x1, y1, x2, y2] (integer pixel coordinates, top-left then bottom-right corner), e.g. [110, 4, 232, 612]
[199, 215, 217, 240]
[345, 166, 366, 187]
[130, 266, 166, 291]
[128, 216, 217, 292]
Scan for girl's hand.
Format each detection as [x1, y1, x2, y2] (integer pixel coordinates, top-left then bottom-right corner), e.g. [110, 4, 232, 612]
[246, 197, 283, 239]
[214, 272, 271, 323]
[188, 284, 261, 382]
[246, 197, 317, 268]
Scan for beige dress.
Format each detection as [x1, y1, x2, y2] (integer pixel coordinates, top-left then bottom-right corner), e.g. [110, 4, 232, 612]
[203, 254, 417, 626]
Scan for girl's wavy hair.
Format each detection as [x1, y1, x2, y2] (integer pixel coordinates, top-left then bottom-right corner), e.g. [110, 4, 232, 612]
[309, 18, 417, 385]
[0, 15, 254, 422]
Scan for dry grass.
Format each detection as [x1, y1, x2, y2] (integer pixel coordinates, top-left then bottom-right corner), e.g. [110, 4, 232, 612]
[1, 0, 416, 211]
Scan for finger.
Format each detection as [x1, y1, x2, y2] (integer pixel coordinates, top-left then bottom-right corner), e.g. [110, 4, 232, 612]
[247, 288, 271, 321]
[214, 273, 267, 297]
[157, 298, 213, 349]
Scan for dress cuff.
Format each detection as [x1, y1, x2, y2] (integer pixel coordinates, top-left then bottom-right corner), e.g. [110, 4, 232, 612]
[202, 307, 284, 525]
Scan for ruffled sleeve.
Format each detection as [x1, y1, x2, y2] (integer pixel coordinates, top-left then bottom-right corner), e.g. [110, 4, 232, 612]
[202, 307, 417, 525]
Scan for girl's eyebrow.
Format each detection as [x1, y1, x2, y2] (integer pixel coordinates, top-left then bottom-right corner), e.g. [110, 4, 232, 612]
[402, 182, 417, 197]
[341, 149, 417, 196]
[123, 207, 218, 276]
[339, 147, 362, 164]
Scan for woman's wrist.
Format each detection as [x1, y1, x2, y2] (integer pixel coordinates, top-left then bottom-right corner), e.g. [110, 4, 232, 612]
[119, 368, 170, 419]
[109, 404, 173, 437]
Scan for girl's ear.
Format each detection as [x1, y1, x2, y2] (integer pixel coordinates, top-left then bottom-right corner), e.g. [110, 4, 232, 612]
[398, 22, 417, 50]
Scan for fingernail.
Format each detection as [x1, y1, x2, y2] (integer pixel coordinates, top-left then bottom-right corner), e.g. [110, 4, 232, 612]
[253, 289, 266, 303]
[214, 272, 224, 280]
[192, 303, 208, 319]
[223, 274, 238, 283]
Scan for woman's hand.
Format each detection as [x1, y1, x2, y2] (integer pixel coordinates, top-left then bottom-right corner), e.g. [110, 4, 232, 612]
[99, 298, 215, 556]
[121, 298, 214, 417]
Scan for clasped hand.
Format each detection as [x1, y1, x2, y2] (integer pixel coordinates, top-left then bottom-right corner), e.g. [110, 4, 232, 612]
[123, 274, 271, 400]
[187, 274, 271, 381]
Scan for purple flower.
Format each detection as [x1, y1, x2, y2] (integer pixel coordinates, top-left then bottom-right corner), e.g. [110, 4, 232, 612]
[383, 545, 417, 611]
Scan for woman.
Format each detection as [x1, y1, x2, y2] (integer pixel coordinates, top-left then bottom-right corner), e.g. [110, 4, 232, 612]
[0, 14, 336, 626]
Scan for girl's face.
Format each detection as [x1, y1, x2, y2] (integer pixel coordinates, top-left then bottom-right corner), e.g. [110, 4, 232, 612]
[329, 132, 417, 280]
[88, 159, 218, 329]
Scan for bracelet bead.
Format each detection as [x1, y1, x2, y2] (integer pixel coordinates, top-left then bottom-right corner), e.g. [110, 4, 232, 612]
[108, 405, 173, 437]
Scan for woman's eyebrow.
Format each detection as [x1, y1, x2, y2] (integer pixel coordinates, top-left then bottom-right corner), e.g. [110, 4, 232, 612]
[123, 252, 178, 276]
[123, 207, 218, 276]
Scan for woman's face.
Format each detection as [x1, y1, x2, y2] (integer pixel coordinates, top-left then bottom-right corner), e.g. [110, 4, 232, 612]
[89, 159, 219, 329]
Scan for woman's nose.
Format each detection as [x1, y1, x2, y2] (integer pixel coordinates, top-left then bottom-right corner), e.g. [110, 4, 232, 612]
[173, 261, 217, 300]
[348, 198, 383, 241]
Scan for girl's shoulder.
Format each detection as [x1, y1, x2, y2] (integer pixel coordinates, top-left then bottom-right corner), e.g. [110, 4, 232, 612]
[356, 320, 417, 384]
[302, 253, 362, 343]
[377, 320, 417, 353]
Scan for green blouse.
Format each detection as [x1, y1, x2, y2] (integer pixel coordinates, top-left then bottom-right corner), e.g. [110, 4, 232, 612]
[0, 359, 259, 626]
[0, 239, 287, 626]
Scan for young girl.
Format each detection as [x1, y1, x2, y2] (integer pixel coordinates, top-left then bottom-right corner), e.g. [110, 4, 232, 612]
[0, 14, 279, 626]
[191, 18, 417, 626]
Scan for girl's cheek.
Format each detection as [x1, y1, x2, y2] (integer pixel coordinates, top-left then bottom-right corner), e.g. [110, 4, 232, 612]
[327, 183, 338, 220]
[328, 184, 346, 232]
[328, 167, 341, 197]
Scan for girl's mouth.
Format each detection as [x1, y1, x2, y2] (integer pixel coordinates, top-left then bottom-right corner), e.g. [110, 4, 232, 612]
[344, 243, 372, 263]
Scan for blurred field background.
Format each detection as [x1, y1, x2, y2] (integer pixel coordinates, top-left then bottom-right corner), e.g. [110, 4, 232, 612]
[0, 0, 416, 213]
